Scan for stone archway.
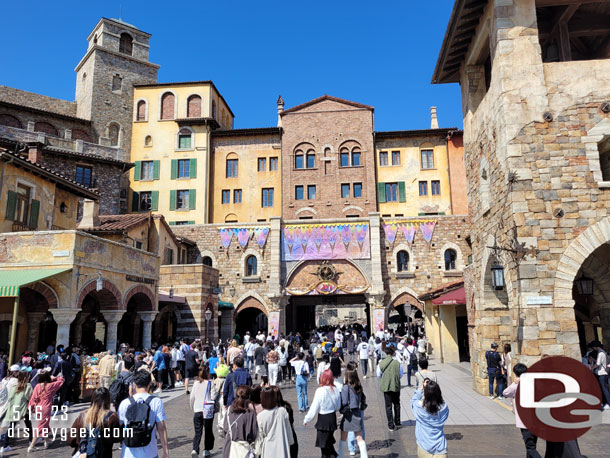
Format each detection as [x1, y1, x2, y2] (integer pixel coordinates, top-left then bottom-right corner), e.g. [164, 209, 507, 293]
[119, 286, 156, 347]
[15, 282, 60, 353]
[235, 296, 268, 339]
[389, 288, 423, 336]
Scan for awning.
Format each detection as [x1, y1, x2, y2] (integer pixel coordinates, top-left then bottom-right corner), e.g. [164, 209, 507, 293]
[158, 290, 186, 304]
[431, 287, 465, 306]
[218, 300, 234, 310]
[0, 267, 72, 297]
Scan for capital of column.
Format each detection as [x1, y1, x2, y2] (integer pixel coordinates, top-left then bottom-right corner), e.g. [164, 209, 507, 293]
[138, 311, 158, 323]
[50, 309, 80, 326]
[101, 310, 125, 324]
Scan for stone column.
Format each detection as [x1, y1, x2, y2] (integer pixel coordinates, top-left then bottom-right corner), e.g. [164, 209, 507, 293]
[268, 217, 283, 297]
[51, 309, 80, 348]
[139, 312, 158, 349]
[26, 312, 46, 352]
[368, 213, 385, 296]
[72, 313, 89, 345]
[102, 311, 125, 352]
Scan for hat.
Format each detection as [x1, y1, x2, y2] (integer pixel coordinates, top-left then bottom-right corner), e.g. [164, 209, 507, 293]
[215, 364, 229, 378]
[491, 342, 499, 348]
[9, 364, 20, 371]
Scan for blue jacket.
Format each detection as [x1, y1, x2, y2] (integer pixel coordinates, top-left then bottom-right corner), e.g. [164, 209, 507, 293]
[223, 367, 252, 406]
[410, 389, 449, 454]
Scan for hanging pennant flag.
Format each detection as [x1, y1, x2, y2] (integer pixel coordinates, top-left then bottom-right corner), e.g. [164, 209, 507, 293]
[383, 223, 398, 244]
[255, 227, 269, 248]
[284, 227, 295, 255]
[355, 224, 368, 250]
[237, 228, 250, 248]
[328, 226, 338, 251]
[341, 225, 352, 249]
[313, 226, 324, 253]
[219, 229, 233, 249]
[400, 223, 416, 244]
[419, 221, 436, 244]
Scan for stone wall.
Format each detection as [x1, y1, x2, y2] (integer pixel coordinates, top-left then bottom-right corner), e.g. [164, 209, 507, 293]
[0, 86, 78, 118]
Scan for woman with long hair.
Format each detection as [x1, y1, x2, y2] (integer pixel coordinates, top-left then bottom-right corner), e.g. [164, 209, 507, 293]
[256, 386, 294, 458]
[190, 364, 218, 457]
[277, 389, 298, 458]
[304, 369, 341, 458]
[337, 364, 368, 457]
[221, 385, 258, 458]
[68, 387, 121, 458]
[0, 370, 32, 453]
[27, 370, 64, 451]
[502, 343, 512, 385]
[410, 380, 449, 457]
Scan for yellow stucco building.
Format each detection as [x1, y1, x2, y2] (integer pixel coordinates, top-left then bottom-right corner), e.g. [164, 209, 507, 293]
[129, 81, 234, 225]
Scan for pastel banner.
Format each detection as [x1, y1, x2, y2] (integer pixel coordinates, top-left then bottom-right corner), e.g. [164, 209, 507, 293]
[218, 226, 270, 250]
[219, 229, 233, 249]
[237, 229, 250, 248]
[401, 224, 416, 244]
[374, 308, 385, 334]
[419, 221, 436, 244]
[269, 311, 280, 339]
[282, 223, 370, 261]
[383, 223, 398, 244]
[255, 227, 269, 248]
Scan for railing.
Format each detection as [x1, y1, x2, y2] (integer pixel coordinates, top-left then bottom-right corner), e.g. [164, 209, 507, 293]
[11, 222, 36, 232]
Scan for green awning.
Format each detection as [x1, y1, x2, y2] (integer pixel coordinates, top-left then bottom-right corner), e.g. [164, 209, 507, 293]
[0, 267, 72, 297]
[218, 300, 234, 310]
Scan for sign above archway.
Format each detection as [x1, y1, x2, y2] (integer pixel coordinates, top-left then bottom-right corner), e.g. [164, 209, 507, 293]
[285, 260, 370, 296]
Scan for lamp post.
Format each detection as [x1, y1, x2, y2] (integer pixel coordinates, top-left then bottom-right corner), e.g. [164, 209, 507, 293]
[205, 308, 212, 344]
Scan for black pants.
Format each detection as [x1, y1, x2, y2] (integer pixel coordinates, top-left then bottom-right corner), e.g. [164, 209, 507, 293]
[383, 391, 401, 429]
[169, 368, 176, 388]
[193, 412, 215, 454]
[281, 364, 290, 382]
[160, 369, 169, 388]
[520, 429, 542, 458]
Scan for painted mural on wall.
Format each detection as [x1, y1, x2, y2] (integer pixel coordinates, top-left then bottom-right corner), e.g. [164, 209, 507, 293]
[382, 219, 436, 245]
[285, 261, 370, 296]
[281, 223, 370, 261]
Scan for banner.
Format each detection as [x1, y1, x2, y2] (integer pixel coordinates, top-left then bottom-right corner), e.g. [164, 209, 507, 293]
[381, 219, 436, 245]
[282, 223, 370, 261]
[269, 311, 280, 339]
[373, 308, 385, 335]
[218, 226, 270, 250]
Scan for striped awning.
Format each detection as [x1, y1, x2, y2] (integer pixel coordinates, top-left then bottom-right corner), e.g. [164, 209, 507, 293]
[0, 267, 72, 297]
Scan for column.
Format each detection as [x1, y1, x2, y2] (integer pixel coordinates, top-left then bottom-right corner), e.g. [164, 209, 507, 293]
[268, 217, 283, 297]
[51, 309, 80, 348]
[72, 313, 89, 345]
[368, 213, 385, 295]
[102, 311, 125, 352]
[139, 312, 158, 349]
[26, 312, 46, 352]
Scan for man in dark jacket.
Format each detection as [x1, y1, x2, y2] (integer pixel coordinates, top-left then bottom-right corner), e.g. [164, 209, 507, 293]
[486, 342, 503, 399]
[53, 352, 73, 407]
[378, 346, 402, 431]
[223, 356, 252, 406]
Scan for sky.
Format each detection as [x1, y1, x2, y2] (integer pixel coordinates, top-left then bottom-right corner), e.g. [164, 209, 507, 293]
[0, 1, 463, 131]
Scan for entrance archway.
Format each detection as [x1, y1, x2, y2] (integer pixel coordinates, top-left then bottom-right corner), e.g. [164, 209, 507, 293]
[235, 297, 268, 338]
[153, 304, 179, 346]
[118, 290, 154, 347]
[389, 290, 423, 337]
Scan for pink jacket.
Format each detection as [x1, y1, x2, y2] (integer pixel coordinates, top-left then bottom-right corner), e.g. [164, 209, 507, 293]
[503, 382, 525, 429]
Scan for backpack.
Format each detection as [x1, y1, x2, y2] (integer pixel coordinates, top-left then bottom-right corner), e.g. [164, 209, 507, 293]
[80, 412, 113, 457]
[109, 373, 132, 406]
[408, 348, 418, 367]
[123, 396, 155, 448]
[315, 346, 323, 359]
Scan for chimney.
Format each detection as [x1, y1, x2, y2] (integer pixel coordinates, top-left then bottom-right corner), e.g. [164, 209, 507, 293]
[430, 106, 439, 129]
[27, 142, 44, 165]
[78, 199, 100, 229]
[277, 95, 285, 127]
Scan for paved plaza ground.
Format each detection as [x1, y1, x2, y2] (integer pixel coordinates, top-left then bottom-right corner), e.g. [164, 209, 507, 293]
[5, 359, 610, 457]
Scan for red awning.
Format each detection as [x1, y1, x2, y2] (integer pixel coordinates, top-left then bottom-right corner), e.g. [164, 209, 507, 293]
[431, 287, 465, 305]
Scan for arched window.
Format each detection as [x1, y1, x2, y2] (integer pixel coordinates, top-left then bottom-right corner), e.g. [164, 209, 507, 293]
[444, 249, 457, 271]
[136, 100, 147, 121]
[351, 147, 361, 166]
[397, 250, 409, 272]
[187, 95, 202, 118]
[246, 255, 257, 277]
[225, 213, 238, 223]
[226, 155, 238, 178]
[144, 135, 152, 147]
[340, 148, 350, 167]
[0, 114, 22, 129]
[212, 100, 217, 119]
[306, 150, 315, 168]
[119, 33, 133, 55]
[34, 121, 58, 137]
[160, 92, 175, 120]
[177, 128, 193, 149]
[108, 123, 120, 147]
[71, 129, 92, 142]
[202, 256, 213, 267]
[294, 150, 304, 169]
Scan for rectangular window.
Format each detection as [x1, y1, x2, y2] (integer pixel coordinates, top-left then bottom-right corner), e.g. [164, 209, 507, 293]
[166, 248, 174, 265]
[141, 161, 154, 181]
[234, 189, 242, 203]
[139, 191, 152, 211]
[75, 166, 93, 188]
[269, 157, 278, 171]
[226, 159, 238, 178]
[379, 151, 388, 166]
[135, 241, 143, 250]
[421, 150, 434, 169]
[262, 188, 274, 207]
[431, 180, 441, 195]
[307, 185, 316, 200]
[352, 151, 361, 166]
[221, 190, 230, 204]
[392, 151, 401, 166]
[178, 134, 192, 149]
[258, 158, 266, 172]
[177, 159, 190, 178]
[306, 153, 315, 169]
[295, 185, 304, 200]
[177, 190, 190, 209]
[340, 152, 349, 167]
[385, 183, 398, 202]
[353, 182, 362, 198]
[419, 181, 428, 196]
[15, 184, 31, 225]
[341, 183, 350, 198]
[175, 221, 190, 225]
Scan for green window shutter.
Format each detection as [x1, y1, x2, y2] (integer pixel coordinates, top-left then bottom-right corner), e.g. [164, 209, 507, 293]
[188, 220, 195, 224]
[28, 199, 40, 228]
[418, 212, 425, 216]
[189, 189, 196, 210]
[132, 191, 140, 211]
[5, 190, 17, 221]
[151, 191, 159, 211]
[170, 160, 177, 180]
[134, 161, 141, 181]
[153, 160, 160, 180]
[377, 182, 386, 203]
[190, 158, 197, 178]
[398, 181, 406, 202]
[169, 190, 177, 210]
[169, 221, 176, 226]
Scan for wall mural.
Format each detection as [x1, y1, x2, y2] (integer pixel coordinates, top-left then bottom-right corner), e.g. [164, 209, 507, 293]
[285, 261, 370, 296]
[282, 222, 370, 261]
[382, 219, 436, 245]
[218, 226, 270, 250]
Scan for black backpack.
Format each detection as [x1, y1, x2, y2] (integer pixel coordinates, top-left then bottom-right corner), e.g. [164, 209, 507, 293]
[80, 412, 112, 457]
[109, 373, 132, 406]
[123, 396, 155, 448]
[408, 348, 418, 367]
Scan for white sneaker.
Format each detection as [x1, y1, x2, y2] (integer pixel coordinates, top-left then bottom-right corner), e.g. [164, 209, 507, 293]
[350, 451, 356, 456]
[488, 395, 495, 399]
[191, 450, 198, 457]
[154, 388, 162, 394]
[604, 404, 610, 410]
[1, 446, 12, 453]
[363, 375, 366, 379]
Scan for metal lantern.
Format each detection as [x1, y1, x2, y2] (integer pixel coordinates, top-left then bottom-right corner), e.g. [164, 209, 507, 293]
[575, 276, 594, 296]
[169, 286, 174, 299]
[491, 262, 505, 290]
[205, 308, 212, 322]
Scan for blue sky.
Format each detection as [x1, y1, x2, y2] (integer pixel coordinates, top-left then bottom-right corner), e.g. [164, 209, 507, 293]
[0, 1, 462, 131]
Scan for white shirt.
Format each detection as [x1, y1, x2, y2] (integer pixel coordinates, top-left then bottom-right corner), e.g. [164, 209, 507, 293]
[357, 342, 369, 360]
[417, 338, 427, 353]
[596, 350, 608, 376]
[317, 362, 330, 384]
[304, 386, 341, 424]
[375, 330, 384, 340]
[291, 360, 310, 377]
[245, 342, 255, 356]
[243, 334, 250, 344]
[256, 333, 265, 342]
[118, 393, 167, 458]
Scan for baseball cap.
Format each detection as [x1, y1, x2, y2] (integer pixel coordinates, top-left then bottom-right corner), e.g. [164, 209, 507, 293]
[9, 364, 20, 371]
[491, 342, 499, 348]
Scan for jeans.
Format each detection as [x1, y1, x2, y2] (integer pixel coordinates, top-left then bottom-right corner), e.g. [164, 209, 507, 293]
[246, 355, 253, 371]
[383, 391, 401, 429]
[488, 368, 504, 396]
[268, 363, 279, 386]
[360, 358, 368, 377]
[296, 375, 309, 411]
[193, 412, 215, 454]
[348, 411, 365, 453]
[520, 428, 542, 458]
[407, 364, 414, 386]
[598, 374, 610, 406]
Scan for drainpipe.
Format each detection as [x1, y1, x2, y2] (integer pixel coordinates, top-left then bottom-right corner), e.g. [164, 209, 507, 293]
[8, 296, 19, 366]
[445, 131, 455, 215]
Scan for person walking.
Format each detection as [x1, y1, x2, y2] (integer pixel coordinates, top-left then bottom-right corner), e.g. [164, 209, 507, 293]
[254, 341, 267, 382]
[256, 386, 295, 458]
[278, 346, 289, 385]
[185, 343, 201, 395]
[27, 371, 64, 451]
[367, 335, 375, 375]
[377, 346, 402, 432]
[276, 388, 298, 458]
[304, 369, 341, 458]
[337, 365, 368, 458]
[591, 341, 610, 410]
[227, 340, 242, 368]
[267, 344, 280, 386]
[0, 370, 32, 453]
[290, 352, 310, 412]
[98, 351, 115, 389]
[485, 343, 504, 399]
[405, 338, 418, 387]
[52, 351, 74, 407]
[68, 387, 122, 458]
[221, 385, 258, 458]
[415, 359, 437, 387]
[317, 354, 331, 384]
[223, 357, 252, 408]
[416, 335, 428, 361]
[190, 364, 218, 457]
[356, 337, 369, 379]
[410, 380, 449, 457]
[502, 343, 512, 386]
[245, 339, 256, 373]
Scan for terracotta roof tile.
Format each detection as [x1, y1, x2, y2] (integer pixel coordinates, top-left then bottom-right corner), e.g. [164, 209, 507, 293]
[419, 280, 464, 301]
[93, 213, 151, 231]
[282, 95, 374, 114]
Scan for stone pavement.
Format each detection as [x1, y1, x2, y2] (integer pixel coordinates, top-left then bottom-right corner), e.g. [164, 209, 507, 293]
[5, 360, 610, 457]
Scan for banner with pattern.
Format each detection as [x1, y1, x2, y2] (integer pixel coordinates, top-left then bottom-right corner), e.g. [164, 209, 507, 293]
[282, 223, 370, 261]
[218, 226, 270, 250]
[381, 220, 436, 245]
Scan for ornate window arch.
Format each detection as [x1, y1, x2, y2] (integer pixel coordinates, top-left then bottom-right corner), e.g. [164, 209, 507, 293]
[439, 242, 464, 271]
[160, 91, 176, 120]
[135, 99, 148, 121]
[391, 243, 415, 274]
[294, 142, 315, 170]
[176, 126, 194, 150]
